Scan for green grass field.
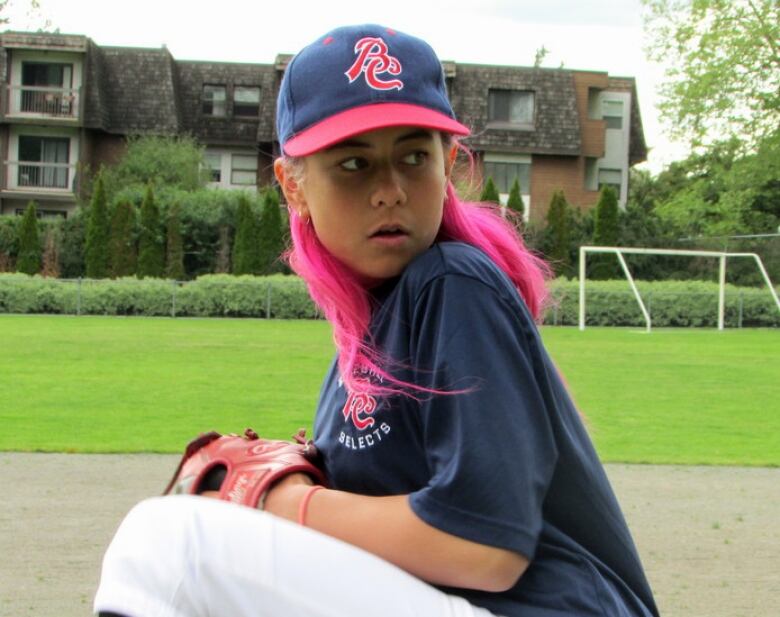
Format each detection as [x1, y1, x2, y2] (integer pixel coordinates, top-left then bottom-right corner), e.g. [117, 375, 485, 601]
[0, 314, 777, 465]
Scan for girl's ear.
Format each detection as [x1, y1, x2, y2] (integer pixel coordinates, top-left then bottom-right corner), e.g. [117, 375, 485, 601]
[274, 158, 310, 219]
[445, 144, 458, 180]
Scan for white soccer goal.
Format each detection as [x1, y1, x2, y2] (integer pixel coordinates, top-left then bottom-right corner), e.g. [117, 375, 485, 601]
[578, 246, 780, 332]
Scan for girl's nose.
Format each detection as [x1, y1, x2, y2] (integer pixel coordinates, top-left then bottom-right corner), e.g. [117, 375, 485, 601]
[370, 166, 406, 208]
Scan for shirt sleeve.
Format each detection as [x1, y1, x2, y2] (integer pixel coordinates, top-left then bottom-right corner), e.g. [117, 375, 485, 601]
[407, 272, 558, 560]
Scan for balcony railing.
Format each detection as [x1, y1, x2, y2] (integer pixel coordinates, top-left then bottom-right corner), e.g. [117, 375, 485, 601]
[6, 85, 80, 119]
[4, 160, 75, 190]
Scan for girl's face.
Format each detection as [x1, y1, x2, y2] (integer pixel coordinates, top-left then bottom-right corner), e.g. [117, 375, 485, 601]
[277, 126, 454, 283]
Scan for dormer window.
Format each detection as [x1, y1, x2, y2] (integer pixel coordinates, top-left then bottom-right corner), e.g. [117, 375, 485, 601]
[234, 86, 260, 117]
[202, 84, 227, 117]
[488, 89, 535, 128]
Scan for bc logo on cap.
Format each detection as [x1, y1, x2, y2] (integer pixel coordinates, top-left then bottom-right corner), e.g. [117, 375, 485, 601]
[345, 36, 404, 91]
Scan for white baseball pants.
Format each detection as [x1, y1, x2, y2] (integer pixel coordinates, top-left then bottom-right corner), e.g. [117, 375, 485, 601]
[94, 495, 502, 617]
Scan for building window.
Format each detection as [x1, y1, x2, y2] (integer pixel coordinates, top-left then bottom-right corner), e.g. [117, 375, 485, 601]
[202, 84, 227, 116]
[602, 100, 624, 129]
[587, 88, 602, 120]
[204, 152, 222, 183]
[584, 157, 598, 191]
[18, 135, 70, 189]
[15, 207, 67, 219]
[483, 160, 531, 194]
[20, 62, 74, 115]
[598, 168, 622, 194]
[231, 154, 257, 185]
[234, 86, 260, 117]
[488, 90, 534, 126]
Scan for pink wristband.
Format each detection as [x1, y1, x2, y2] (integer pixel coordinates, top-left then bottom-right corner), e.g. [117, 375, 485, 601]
[297, 485, 325, 526]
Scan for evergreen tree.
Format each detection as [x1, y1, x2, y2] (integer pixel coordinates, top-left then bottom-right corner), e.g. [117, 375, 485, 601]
[591, 185, 620, 279]
[544, 190, 572, 276]
[110, 201, 137, 278]
[84, 175, 110, 278]
[41, 226, 61, 278]
[16, 202, 41, 275]
[165, 202, 185, 280]
[232, 195, 260, 275]
[479, 176, 501, 204]
[257, 188, 285, 274]
[215, 225, 231, 274]
[137, 184, 164, 278]
[506, 178, 524, 219]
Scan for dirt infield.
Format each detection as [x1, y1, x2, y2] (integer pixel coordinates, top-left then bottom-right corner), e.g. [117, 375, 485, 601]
[0, 453, 778, 617]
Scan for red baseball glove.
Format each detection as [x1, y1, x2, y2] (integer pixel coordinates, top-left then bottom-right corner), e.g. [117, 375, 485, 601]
[163, 428, 326, 509]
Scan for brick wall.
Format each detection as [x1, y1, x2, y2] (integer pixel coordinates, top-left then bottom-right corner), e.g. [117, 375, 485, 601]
[572, 72, 609, 159]
[529, 155, 600, 225]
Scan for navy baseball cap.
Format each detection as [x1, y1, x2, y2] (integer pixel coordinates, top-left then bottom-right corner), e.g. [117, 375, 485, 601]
[276, 24, 470, 157]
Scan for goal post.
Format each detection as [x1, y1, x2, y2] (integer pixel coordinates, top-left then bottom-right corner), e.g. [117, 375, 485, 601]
[578, 246, 780, 332]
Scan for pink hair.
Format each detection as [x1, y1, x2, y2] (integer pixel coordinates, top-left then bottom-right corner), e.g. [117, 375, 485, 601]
[286, 182, 550, 396]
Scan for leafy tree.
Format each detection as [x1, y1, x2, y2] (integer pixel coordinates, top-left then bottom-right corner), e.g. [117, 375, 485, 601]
[16, 202, 40, 275]
[110, 201, 137, 278]
[642, 0, 780, 148]
[506, 178, 524, 219]
[591, 186, 620, 279]
[479, 176, 501, 204]
[543, 190, 572, 276]
[84, 174, 110, 278]
[137, 184, 164, 278]
[257, 188, 285, 274]
[165, 202, 185, 280]
[232, 195, 261, 275]
[101, 135, 207, 197]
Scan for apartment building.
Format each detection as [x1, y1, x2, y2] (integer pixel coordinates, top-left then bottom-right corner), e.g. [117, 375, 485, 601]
[0, 31, 646, 223]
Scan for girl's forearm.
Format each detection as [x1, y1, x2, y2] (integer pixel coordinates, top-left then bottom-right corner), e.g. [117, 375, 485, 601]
[265, 480, 528, 592]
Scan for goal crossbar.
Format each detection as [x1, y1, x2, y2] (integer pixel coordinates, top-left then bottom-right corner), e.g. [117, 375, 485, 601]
[578, 246, 780, 332]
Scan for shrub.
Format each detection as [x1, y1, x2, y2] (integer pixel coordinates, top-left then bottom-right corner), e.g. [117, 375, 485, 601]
[591, 186, 620, 279]
[1, 274, 775, 327]
[110, 201, 138, 278]
[84, 175, 110, 278]
[16, 202, 41, 275]
[165, 202, 185, 280]
[543, 190, 572, 276]
[479, 176, 501, 204]
[506, 178, 524, 218]
[257, 188, 285, 274]
[0, 215, 18, 271]
[544, 278, 780, 328]
[137, 184, 164, 278]
[232, 195, 261, 275]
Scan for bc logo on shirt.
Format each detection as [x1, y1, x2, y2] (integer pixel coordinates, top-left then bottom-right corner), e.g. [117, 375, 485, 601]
[342, 392, 377, 429]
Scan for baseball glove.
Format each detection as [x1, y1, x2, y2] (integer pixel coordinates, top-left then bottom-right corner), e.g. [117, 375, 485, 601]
[163, 428, 326, 509]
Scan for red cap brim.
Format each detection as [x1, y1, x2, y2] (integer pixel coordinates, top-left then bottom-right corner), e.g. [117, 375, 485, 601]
[282, 103, 470, 156]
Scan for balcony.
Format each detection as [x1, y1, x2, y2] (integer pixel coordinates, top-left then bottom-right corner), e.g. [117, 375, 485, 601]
[4, 160, 76, 192]
[5, 85, 80, 120]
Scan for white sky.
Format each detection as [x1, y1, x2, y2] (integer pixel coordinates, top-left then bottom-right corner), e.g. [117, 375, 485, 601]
[4, 0, 689, 173]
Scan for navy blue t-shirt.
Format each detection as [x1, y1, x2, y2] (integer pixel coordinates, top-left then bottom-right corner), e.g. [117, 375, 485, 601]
[313, 242, 658, 617]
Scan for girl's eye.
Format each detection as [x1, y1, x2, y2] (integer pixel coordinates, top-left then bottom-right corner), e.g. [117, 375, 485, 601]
[339, 157, 368, 171]
[402, 151, 428, 166]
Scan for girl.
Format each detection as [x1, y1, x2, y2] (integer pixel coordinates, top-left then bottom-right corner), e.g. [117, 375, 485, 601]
[95, 24, 659, 617]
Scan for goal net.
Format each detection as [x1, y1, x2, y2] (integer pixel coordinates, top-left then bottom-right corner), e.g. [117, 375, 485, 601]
[578, 246, 780, 332]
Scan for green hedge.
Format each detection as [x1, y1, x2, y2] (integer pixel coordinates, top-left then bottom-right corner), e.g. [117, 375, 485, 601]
[0, 274, 777, 326]
[546, 279, 780, 327]
[0, 273, 318, 319]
